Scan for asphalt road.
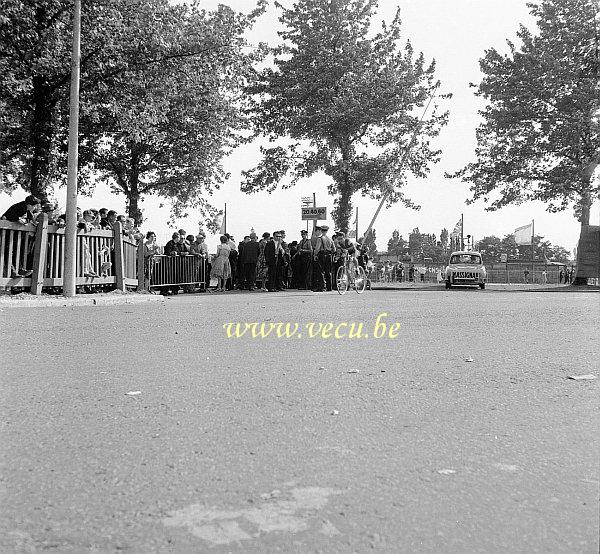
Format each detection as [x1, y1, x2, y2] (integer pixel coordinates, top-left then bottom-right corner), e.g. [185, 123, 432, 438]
[1, 289, 598, 553]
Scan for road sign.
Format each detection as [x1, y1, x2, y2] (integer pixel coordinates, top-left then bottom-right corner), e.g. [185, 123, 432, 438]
[301, 196, 312, 204]
[301, 207, 327, 220]
[500, 253, 508, 263]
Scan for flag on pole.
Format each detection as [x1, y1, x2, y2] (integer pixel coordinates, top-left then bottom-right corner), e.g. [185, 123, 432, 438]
[514, 222, 533, 245]
[218, 203, 227, 234]
[451, 218, 462, 244]
[452, 218, 462, 235]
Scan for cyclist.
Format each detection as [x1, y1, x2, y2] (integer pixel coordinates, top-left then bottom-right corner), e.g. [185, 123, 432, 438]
[336, 232, 358, 278]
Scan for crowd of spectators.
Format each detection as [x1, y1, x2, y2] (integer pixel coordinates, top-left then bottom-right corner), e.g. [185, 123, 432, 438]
[148, 226, 372, 295]
[1, 195, 142, 281]
[2, 195, 373, 294]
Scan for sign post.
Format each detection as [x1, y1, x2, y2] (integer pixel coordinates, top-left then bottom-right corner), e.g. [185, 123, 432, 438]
[301, 196, 312, 233]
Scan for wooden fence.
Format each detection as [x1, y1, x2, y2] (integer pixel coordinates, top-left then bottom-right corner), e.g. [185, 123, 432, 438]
[0, 215, 138, 293]
[1, 214, 207, 294]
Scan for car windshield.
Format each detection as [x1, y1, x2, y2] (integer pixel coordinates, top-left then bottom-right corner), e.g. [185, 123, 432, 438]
[450, 254, 481, 264]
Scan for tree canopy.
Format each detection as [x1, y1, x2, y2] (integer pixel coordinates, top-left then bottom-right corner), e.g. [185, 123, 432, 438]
[85, 2, 265, 224]
[242, 0, 449, 232]
[0, 0, 124, 199]
[451, 0, 599, 226]
[0, 0, 265, 225]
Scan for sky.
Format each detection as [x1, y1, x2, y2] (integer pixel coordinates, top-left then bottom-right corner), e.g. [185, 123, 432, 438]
[2, 0, 598, 254]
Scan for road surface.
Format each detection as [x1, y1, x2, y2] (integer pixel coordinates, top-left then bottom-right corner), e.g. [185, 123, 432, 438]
[1, 289, 598, 553]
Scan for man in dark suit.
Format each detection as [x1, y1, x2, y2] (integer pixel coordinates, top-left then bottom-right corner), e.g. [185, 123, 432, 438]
[237, 236, 248, 288]
[296, 230, 313, 289]
[314, 225, 334, 291]
[265, 232, 283, 292]
[240, 233, 260, 290]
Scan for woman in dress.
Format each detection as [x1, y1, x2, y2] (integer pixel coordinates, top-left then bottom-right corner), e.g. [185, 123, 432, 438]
[143, 231, 161, 288]
[211, 235, 231, 292]
[256, 232, 269, 291]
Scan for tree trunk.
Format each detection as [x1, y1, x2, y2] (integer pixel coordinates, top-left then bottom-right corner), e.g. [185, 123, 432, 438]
[126, 158, 143, 226]
[334, 184, 352, 234]
[29, 76, 53, 202]
[333, 149, 353, 233]
[126, 192, 143, 227]
[572, 189, 591, 286]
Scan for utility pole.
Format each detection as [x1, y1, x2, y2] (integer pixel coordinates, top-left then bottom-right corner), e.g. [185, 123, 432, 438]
[63, 0, 81, 297]
[531, 219, 535, 280]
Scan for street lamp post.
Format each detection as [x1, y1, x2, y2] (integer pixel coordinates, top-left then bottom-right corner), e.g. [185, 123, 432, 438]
[63, 0, 81, 297]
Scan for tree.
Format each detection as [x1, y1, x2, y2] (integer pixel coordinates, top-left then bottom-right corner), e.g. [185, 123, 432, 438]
[86, 2, 265, 224]
[242, 0, 449, 232]
[362, 228, 378, 258]
[0, 0, 139, 200]
[408, 227, 422, 259]
[450, 0, 599, 283]
[387, 229, 407, 256]
[439, 228, 449, 250]
[477, 235, 503, 263]
[0, 0, 264, 220]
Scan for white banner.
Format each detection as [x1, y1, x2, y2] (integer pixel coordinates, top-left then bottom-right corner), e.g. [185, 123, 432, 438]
[514, 222, 533, 245]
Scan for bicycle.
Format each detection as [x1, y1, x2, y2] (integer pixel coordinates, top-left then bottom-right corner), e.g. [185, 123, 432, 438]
[336, 251, 367, 294]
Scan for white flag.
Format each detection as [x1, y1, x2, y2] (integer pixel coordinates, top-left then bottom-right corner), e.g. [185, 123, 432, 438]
[514, 222, 533, 245]
[451, 218, 462, 237]
[219, 218, 226, 235]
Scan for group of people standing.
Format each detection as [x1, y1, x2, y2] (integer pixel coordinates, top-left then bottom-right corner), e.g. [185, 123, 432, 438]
[206, 225, 369, 293]
[559, 267, 575, 284]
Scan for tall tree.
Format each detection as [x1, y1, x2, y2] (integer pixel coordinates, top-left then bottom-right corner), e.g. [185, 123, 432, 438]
[387, 229, 406, 256]
[450, 0, 599, 283]
[242, 0, 449, 232]
[0, 0, 133, 200]
[86, 2, 265, 224]
[439, 228, 449, 250]
[362, 228, 377, 258]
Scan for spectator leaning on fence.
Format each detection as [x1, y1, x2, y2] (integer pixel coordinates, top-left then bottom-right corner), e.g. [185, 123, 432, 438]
[1, 195, 41, 278]
[1, 195, 41, 224]
[164, 232, 185, 256]
[101, 210, 117, 230]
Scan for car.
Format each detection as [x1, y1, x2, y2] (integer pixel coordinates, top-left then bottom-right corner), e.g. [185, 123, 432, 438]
[445, 251, 487, 289]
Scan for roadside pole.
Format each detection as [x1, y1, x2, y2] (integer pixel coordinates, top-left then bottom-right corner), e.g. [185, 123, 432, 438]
[531, 219, 535, 283]
[313, 193, 316, 232]
[63, 0, 81, 297]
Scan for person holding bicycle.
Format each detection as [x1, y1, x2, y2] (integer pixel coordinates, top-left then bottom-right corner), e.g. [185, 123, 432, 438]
[336, 232, 357, 276]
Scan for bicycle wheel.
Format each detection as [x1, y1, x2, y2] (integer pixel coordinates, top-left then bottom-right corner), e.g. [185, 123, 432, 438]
[336, 266, 349, 295]
[355, 266, 367, 293]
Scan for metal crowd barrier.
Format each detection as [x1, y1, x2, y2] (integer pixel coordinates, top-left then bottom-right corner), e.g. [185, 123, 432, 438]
[145, 254, 206, 291]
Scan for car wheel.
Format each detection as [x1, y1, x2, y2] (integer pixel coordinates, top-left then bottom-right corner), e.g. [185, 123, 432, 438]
[479, 283, 485, 290]
[445, 280, 451, 289]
